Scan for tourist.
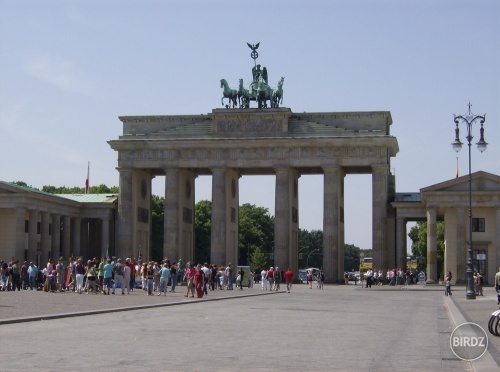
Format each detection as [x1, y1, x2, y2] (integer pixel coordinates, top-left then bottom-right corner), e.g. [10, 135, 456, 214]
[56, 257, 65, 292]
[219, 266, 226, 289]
[194, 264, 205, 298]
[21, 261, 29, 290]
[261, 268, 268, 290]
[210, 264, 217, 291]
[170, 262, 178, 293]
[153, 262, 160, 292]
[183, 263, 195, 298]
[273, 266, 281, 291]
[75, 258, 85, 294]
[495, 267, 500, 305]
[284, 268, 294, 293]
[226, 263, 234, 290]
[27, 262, 38, 290]
[365, 268, 373, 288]
[158, 262, 169, 296]
[317, 270, 324, 289]
[306, 269, 313, 289]
[237, 267, 244, 290]
[11, 259, 20, 291]
[146, 262, 154, 296]
[123, 258, 132, 294]
[103, 258, 113, 295]
[444, 271, 452, 296]
[1, 260, 9, 291]
[98, 259, 105, 292]
[202, 263, 210, 295]
[85, 261, 98, 294]
[267, 267, 275, 291]
[477, 272, 483, 296]
[112, 258, 125, 295]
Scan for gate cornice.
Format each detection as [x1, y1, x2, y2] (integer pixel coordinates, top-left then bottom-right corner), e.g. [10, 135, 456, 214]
[109, 109, 398, 174]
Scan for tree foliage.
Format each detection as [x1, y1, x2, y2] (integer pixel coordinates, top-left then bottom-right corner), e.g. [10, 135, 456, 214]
[298, 229, 323, 269]
[238, 203, 274, 266]
[409, 221, 445, 278]
[250, 246, 268, 272]
[151, 195, 164, 262]
[344, 244, 361, 272]
[194, 200, 212, 264]
[41, 184, 119, 194]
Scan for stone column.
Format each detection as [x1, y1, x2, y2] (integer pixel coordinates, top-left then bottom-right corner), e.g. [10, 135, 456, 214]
[323, 166, 341, 283]
[426, 207, 438, 283]
[396, 216, 407, 270]
[224, 169, 239, 268]
[28, 209, 38, 263]
[116, 168, 133, 260]
[372, 165, 389, 272]
[211, 168, 227, 265]
[14, 208, 26, 261]
[164, 168, 180, 260]
[456, 207, 467, 284]
[274, 167, 291, 271]
[51, 214, 61, 260]
[62, 215, 71, 260]
[72, 217, 81, 258]
[40, 212, 51, 267]
[101, 217, 110, 259]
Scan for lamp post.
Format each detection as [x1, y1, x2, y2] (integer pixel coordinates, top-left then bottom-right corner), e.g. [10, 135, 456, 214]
[306, 249, 319, 268]
[451, 102, 487, 300]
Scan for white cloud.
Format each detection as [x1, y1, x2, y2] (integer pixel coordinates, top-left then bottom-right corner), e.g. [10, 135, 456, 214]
[24, 53, 93, 95]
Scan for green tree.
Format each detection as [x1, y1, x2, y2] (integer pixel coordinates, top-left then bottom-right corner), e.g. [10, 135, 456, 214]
[151, 195, 164, 262]
[13, 181, 30, 188]
[250, 246, 268, 272]
[41, 184, 119, 194]
[298, 229, 323, 269]
[344, 244, 361, 272]
[409, 221, 445, 279]
[238, 203, 274, 266]
[194, 200, 212, 264]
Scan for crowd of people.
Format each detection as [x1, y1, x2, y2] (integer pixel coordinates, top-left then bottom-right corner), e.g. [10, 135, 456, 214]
[259, 266, 296, 293]
[0, 256, 298, 297]
[363, 268, 424, 288]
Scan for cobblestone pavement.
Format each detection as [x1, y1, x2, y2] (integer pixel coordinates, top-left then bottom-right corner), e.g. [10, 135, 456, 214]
[0, 283, 499, 371]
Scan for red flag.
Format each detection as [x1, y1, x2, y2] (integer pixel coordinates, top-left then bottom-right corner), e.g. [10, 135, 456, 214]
[455, 157, 459, 178]
[85, 162, 90, 194]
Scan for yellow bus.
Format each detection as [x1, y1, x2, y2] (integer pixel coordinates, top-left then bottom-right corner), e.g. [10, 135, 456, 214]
[359, 257, 373, 281]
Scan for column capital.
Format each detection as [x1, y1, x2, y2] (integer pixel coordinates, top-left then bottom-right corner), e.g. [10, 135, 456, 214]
[321, 164, 342, 172]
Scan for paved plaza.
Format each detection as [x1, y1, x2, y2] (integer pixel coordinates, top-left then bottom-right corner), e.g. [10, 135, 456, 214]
[0, 283, 499, 371]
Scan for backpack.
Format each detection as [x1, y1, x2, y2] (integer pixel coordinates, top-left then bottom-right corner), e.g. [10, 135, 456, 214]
[113, 263, 123, 276]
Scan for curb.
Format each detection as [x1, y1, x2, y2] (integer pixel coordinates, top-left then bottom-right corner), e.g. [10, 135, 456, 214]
[0, 290, 285, 326]
[444, 295, 499, 370]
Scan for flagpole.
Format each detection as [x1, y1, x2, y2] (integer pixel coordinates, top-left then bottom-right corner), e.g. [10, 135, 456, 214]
[85, 161, 90, 194]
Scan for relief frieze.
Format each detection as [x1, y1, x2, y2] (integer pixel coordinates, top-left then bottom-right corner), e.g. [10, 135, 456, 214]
[216, 118, 283, 133]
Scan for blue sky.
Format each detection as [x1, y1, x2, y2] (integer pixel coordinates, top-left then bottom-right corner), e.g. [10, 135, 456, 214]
[1, 0, 499, 252]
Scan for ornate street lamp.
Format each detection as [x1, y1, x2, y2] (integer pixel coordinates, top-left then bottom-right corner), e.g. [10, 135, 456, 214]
[451, 102, 487, 300]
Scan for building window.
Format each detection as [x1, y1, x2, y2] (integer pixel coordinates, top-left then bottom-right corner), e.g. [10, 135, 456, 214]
[25, 220, 29, 233]
[37, 222, 41, 234]
[472, 218, 485, 232]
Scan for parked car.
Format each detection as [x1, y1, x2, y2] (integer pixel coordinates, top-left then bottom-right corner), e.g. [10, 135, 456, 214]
[298, 270, 308, 283]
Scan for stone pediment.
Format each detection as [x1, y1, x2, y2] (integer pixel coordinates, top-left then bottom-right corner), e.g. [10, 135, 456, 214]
[421, 171, 500, 193]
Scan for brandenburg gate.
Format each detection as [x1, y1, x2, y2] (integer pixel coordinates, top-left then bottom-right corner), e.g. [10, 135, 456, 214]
[108, 108, 399, 282]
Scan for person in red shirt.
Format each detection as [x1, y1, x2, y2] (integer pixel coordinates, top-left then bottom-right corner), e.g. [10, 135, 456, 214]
[266, 267, 274, 291]
[284, 268, 294, 293]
